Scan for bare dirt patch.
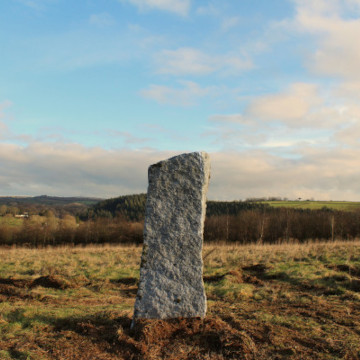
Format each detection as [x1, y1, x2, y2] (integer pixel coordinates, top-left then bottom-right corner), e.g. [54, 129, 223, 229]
[119, 316, 258, 360]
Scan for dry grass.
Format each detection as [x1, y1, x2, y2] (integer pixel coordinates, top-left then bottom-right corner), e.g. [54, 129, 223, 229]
[0, 241, 360, 359]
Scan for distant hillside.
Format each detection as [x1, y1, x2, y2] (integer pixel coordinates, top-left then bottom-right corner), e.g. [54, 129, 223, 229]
[0, 195, 102, 207]
[90, 194, 147, 221]
[0, 195, 104, 217]
[90, 194, 268, 221]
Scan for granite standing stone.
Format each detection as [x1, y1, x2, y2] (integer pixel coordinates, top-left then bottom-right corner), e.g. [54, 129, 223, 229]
[133, 151, 210, 320]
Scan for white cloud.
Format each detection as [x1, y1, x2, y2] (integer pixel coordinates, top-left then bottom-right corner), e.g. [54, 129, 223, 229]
[195, 3, 219, 16]
[156, 48, 213, 75]
[293, 0, 360, 17]
[330, 103, 360, 145]
[124, 0, 190, 16]
[1, 141, 360, 200]
[205, 81, 360, 150]
[209, 114, 250, 125]
[0, 142, 173, 197]
[106, 130, 150, 145]
[221, 16, 240, 31]
[335, 81, 360, 100]
[155, 47, 253, 76]
[89, 13, 115, 27]
[335, 123, 360, 145]
[209, 148, 360, 200]
[246, 83, 321, 122]
[140, 80, 213, 106]
[291, 0, 360, 79]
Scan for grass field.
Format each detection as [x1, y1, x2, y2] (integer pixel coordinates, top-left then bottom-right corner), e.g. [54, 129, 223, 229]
[0, 241, 360, 359]
[260, 200, 360, 211]
[0, 217, 24, 227]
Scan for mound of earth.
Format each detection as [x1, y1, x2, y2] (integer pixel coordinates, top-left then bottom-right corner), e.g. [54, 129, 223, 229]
[30, 275, 70, 289]
[118, 316, 258, 360]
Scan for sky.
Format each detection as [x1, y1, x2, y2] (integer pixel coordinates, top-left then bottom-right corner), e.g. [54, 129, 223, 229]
[1, 0, 360, 200]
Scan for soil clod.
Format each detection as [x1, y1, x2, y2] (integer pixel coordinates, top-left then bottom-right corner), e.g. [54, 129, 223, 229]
[30, 275, 70, 289]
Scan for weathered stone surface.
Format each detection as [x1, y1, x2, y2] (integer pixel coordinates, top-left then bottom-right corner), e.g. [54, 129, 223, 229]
[133, 151, 210, 320]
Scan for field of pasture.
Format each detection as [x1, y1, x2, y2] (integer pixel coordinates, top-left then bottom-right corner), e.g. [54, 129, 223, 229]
[0, 241, 360, 359]
[261, 200, 360, 211]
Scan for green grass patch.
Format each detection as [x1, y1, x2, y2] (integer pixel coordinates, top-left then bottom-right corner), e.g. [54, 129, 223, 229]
[260, 200, 360, 211]
[0, 216, 24, 227]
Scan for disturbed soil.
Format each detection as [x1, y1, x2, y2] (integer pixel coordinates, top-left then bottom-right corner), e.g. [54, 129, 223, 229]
[0, 243, 360, 359]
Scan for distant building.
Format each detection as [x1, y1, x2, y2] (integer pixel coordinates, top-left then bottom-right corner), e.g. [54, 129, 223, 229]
[15, 213, 29, 218]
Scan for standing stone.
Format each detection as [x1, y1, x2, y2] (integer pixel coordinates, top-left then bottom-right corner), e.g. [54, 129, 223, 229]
[133, 151, 210, 320]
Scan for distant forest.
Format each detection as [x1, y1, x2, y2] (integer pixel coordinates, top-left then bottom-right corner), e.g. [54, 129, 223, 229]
[0, 194, 360, 246]
[88, 194, 268, 221]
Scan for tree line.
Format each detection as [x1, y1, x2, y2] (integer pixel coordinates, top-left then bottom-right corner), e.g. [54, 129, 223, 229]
[0, 213, 143, 246]
[86, 194, 268, 221]
[1, 194, 360, 246]
[204, 207, 360, 244]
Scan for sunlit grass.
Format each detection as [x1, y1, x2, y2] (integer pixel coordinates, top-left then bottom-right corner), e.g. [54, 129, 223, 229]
[261, 200, 360, 211]
[1, 240, 360, 359]
[0, 216, 23, 227]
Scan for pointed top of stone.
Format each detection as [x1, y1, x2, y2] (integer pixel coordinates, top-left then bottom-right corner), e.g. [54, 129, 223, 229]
[150, 151, 209, 169]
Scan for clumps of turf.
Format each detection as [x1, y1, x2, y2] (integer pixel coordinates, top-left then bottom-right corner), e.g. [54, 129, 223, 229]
[0, 275, 72, 290]
[0, 284, 25, 298]
[0, 277, 34, 301]
[203, 274, 226, 283]
[242, 264, 269, 274]
[30, 275, 71, 290]
[118, 316, 257, 360]
[0, 277, 29, 287]
[326, 264, 360, 277]
[203, 268, 265, 286]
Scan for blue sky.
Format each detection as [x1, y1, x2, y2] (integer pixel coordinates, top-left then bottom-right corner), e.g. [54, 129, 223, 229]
[1, 0, 360, 200]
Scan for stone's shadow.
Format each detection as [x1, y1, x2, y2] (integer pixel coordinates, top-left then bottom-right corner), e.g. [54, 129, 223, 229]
[202, 262, 360, 296]
[8, 348, 29, 360]
[0, 280, 36, 301]
[0, 275, 76, 302]
[110, 277, 138, 286]
[110, 277, 138, 298]
[121, 288, 137, 297]
[0, 275, 70, 290]
[0, 277, 30, 287]
[326, 264, 360, 277]
[242, 264, 269, 274]
[203, 269, 264, 286]
[256, 264, 360, 294]
[203, 274, 226, 283]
